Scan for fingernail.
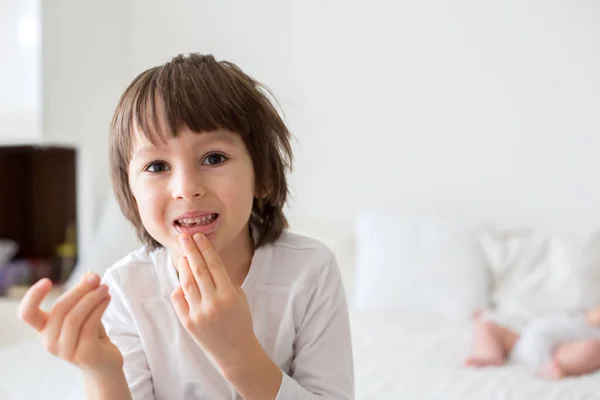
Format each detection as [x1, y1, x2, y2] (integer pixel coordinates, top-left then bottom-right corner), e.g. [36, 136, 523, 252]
[81, 269, 91, 281]
[86, 274, 99, 285]
[193, 233, 203, 242]
[97, 285, 108, 294]
[36, 277, 51, 288]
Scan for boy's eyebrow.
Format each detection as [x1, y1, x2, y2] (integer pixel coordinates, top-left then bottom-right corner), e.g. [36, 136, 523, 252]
[131, 146, 156, 160]
[202, 131, 240, 146]
[131, 131, 240, 160]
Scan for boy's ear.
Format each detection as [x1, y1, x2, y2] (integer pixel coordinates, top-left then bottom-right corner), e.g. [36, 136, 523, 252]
[255, 183, 271, 200]
[255, 192, 269, 202]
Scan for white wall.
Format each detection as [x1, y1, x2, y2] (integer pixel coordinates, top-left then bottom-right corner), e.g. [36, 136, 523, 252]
[41, 0, 130, 257]
[37, 1, 600, 249]
[349, 1, 600, 233]
[122, 1, 600, 234]
[0, 0, 40, 139]
[127, 0, 355, 223]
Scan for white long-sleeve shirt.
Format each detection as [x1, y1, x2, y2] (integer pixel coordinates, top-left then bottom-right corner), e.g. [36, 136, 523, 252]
[101, 231, 354, 400]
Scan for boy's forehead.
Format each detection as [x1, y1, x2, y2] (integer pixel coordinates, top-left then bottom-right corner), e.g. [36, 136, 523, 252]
[130, 125, 241, 154]
[131, 124, 155, 147]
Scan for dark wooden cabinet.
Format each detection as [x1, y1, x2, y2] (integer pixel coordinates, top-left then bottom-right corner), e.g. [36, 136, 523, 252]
[0, 146, 77, 284]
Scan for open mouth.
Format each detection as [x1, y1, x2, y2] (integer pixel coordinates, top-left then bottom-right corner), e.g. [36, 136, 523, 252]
[174, 213, 219, 227]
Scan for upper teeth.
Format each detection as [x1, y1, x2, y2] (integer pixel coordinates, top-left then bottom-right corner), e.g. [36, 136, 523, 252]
[178, 214, 216, 226]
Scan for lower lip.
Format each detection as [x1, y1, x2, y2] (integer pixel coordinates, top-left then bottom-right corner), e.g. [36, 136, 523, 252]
[174, 215, 220, 236]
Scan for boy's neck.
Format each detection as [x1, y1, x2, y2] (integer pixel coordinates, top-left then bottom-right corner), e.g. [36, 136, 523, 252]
[219, 226, 255, 287]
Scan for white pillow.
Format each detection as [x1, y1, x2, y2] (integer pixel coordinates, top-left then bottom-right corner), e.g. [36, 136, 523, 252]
[65, 194, 143, 289]
[353, 213, 490, 321]
[480, 226, 600, 322]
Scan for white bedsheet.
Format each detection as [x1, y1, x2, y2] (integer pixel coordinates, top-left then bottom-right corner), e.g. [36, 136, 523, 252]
[0, 340, 82, 400]
[1, 311, 600, 399]
[351, 311, 600, 400]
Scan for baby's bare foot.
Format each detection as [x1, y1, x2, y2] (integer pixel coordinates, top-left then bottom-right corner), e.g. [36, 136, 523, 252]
[465, 355, 504, 367]
[466, 318, 507, 368]
[537, 359, 564, 380]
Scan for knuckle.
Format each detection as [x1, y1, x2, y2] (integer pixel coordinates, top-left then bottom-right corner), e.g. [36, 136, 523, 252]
[206, 258, 221, 269]
[52, 297, 66, 310]
[204, 301, 219, 317]
[63, 315, 80, 332]
[183, 318, 194, 330]
[57, 340, 74, 361]
[188, 312, 201, 326]
[219, 292, 235, 305]
[194, 265, 209, 277]
[52, 296, 71, 312]
[43, 337, 58, 355]
[183, 282, 196, 293]
[18, 306, 31, 322]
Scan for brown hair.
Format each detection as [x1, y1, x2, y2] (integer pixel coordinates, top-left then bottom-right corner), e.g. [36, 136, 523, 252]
[109, 53, 293, 250]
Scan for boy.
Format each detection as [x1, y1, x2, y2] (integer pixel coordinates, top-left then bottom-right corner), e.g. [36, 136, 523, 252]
[19, 53, 354, 399]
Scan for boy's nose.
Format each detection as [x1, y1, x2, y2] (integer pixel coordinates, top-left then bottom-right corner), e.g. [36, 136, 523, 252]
[172, 170, 205, 200]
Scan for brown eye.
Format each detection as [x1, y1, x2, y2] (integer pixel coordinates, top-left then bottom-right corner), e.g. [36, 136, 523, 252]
[202, 153, 227, 166]
[145, 161, 170, 173]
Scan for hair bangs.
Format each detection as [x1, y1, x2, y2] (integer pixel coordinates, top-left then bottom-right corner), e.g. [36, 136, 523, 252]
[133, 58, 254, 148]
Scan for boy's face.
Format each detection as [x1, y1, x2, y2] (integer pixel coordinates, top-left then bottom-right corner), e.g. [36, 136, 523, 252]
[128, 127, 256, 260]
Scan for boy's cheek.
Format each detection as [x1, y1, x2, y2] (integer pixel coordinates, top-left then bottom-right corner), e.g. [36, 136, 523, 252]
[135, 201, 162, 228]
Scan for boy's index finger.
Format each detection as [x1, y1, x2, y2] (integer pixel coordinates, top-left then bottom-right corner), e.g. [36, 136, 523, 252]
[178, 233, 216, 295]
[18, 278, 52, 332]
[193, 233, 233, 289]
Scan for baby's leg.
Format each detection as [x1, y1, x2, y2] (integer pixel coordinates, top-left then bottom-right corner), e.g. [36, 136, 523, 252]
[540, 339, 600, 379]
[465, 315, 519, 367]
[585, 307, 600, 327]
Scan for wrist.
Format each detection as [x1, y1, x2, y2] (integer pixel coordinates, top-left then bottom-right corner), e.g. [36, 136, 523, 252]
[81, 365, 131, 400]
[81, 362, 124, 383]
[80, 352, 125, 384]
[222, 341, 282, 400]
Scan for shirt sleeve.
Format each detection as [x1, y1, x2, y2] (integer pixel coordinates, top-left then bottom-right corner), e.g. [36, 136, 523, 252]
[275, 253, 355, 399]
[102, 272, 155, 400]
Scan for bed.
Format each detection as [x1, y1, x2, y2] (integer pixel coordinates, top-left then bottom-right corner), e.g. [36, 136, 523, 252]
[2, 311, 600, 399]
[2, 213, 600, 399]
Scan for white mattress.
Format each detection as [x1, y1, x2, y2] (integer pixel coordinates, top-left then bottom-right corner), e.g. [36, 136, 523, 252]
[350, 311, 600, 400]
[0, 340, 82, 400]
[1, 312, 600, 399]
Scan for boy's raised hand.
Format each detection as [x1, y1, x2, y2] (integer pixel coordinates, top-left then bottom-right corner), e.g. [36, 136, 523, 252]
[18, 273, 123, 375]
[171, 233, 262, 375]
